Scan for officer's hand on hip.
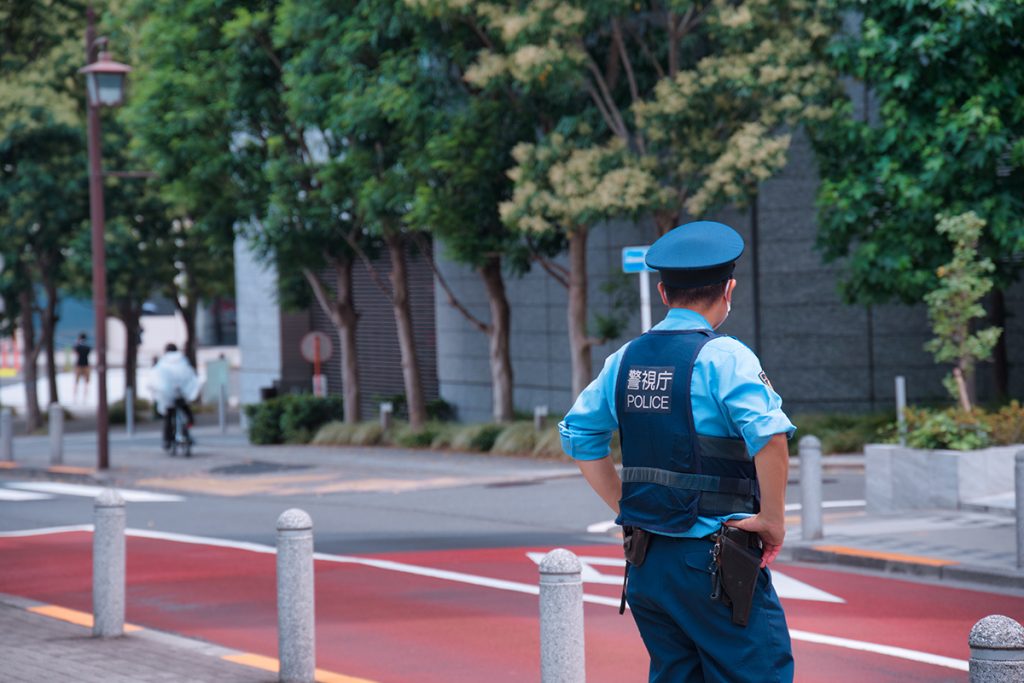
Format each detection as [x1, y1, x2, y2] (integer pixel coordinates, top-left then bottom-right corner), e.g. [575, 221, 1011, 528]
[725, 515, 785, 568]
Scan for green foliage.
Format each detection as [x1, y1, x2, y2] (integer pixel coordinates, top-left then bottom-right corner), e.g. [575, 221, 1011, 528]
[810, 1, 1024, 305]
[592, 272, 638, 343]
[245, 393, 344, 445]
[789, 413, 894, 455]
[902, 402, 1024, 451]
[531, 427, 564, 459]
[108, 398, 154, 425]
[449, 423, 505, 452]
[393, 422, 444, 448]
[923, 212, 1002, 404]
[490, 422, 537, 455]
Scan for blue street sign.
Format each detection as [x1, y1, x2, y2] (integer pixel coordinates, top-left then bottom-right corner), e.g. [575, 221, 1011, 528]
[622, 246, 654, 273]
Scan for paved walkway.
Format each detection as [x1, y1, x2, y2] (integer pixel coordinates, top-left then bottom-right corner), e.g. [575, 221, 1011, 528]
[0, 594, 268, 682]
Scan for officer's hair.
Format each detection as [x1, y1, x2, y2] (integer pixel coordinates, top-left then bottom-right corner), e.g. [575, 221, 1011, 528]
[663, 280, 728, 308]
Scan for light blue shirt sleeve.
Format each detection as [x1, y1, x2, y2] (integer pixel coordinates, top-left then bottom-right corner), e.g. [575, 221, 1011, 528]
[557, 345, 627, 460]
[704, 337, 795, 457]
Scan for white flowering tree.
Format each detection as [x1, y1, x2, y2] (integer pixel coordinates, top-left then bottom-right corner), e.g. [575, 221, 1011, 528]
[417, 0, 840, 397]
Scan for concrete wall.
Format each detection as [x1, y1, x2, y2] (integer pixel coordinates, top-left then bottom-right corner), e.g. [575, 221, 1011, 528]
[434, 133, 1024, 423]
[234, 238, 284, 406]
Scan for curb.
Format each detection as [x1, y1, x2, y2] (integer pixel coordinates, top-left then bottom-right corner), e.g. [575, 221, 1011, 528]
[0, 462, 107, 484]
[790, 545, 1024, 590]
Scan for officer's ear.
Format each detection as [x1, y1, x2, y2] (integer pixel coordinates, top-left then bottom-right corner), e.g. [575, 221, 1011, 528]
[724, 279, 736, 303]
[657, 281, 670, 307]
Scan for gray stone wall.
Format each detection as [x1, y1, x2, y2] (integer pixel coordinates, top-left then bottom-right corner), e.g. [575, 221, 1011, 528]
[233, 238, 284, 406]
[434, 133, 1024, 423]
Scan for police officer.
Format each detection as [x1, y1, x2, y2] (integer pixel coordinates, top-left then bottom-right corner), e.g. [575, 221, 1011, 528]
[559, 220, 795, 682]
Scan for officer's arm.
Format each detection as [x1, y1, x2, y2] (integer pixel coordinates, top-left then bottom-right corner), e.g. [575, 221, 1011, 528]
[727, 434, 788, 566]
[576, 457, 621, 515]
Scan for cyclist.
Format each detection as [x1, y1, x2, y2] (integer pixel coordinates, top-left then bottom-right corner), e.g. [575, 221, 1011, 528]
[151, 343, 200, 451]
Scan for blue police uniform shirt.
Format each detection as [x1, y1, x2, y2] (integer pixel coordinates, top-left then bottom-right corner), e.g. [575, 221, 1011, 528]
[559, 307, 796, 539]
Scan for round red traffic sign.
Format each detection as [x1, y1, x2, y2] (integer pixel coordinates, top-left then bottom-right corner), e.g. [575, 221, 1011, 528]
[300, 331, 333, 363]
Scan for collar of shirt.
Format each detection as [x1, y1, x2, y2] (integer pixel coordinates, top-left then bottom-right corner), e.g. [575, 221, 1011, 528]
[652, 307, 713, 332]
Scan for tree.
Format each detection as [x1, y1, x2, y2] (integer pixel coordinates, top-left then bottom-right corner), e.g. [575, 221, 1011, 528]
[924, 212, 1002, 411]
[810, 1, 1024, 396]
[460, 0, 839, 397]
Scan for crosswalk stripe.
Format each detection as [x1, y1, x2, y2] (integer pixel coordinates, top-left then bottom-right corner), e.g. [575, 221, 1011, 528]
[5, 482, 183, 502]
[0, 489, 53, 501]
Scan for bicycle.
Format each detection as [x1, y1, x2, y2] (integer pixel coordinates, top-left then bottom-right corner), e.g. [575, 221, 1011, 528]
[167, 396, 193, 458]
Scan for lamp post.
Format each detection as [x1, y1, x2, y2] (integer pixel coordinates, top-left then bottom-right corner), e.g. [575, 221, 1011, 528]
[80, 7, 131, 470]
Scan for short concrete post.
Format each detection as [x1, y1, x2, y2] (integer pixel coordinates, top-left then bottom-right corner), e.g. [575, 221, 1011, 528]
[539, 548, 585, 683]
[799, 435, 823, 541]
[48, 403, 64, 465]
[1, 407, 12, 461]
[277, 509, 315, 683]
[93, 489, 126, 638]
[379, 402, 393, 431]
[969, 614, 1024, 682]
[125, 387, 135, 436]
[895, 375, 907, 446]
[534, 405, 549, 432]
[1015, 452, 1024, 570]
[218, 383, 227, 434]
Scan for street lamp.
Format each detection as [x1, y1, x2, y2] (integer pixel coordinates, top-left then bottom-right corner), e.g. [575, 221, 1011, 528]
[79, 20, 131, 471]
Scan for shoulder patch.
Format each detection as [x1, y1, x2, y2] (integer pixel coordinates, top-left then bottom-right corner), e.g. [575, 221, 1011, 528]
[758, 371, 773, 389]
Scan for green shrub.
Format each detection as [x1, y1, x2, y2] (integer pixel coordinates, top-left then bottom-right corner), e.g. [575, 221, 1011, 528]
[450, 423, 504, 452]
[430, 424, 458, 449]
[491, 422, 536, 455]
[393, 421, 444, 448]
[350, 422, 384, 446]
[311, 421, 360, 446]
[904, 407, 989, 450]
[532, 426, 564, 459]
[789, 413, 893, 455]
[109, 398, 153, 425]
[987, 401, 1024, 446]
[245, 394, 344, 445]
[427, 398, 457, 422]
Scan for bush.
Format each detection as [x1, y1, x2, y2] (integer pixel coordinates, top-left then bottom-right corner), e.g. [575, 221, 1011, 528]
[311, 421, 360, 446]
[109, 398, 152, 425]
[491, 422, 536, 455]
[532, 426, 564, 459]
[904, 407, 989, 450]
[789, 413, 893, 455]
[245, 394, 344, 445]
[427, 398, 457, 422]
[393, 422, 445, 448]
[430, 423, 458, 449]
[987, 401, 1024, 446]
[350, 422, 384, 446]
[450, 423, 504, 452]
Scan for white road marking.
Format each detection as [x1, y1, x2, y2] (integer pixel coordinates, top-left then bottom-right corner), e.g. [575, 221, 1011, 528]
[0, 489, 53, 501]
[0, 525, 965, 671]
[0, 524, 93, 537]
[586, 520, 620, 533]
[6, 482, 184, 503]
[785, 499, 866, 512]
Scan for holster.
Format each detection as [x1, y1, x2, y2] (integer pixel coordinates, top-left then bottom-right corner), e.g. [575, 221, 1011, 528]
[711, 527, 763, 627]
[619, 525, 652, 614]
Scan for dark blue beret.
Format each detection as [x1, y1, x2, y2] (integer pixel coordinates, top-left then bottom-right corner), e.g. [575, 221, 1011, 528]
[645, 220, 745, 288]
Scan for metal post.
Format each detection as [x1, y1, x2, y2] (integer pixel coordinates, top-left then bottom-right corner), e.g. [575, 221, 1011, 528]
[1016, 452, 1024, 570]
[125, 386, 134, 436]
[895, 375, 907, 447]
[93, 489, 125, 638]
[49, 403, 64, 466]
[539, 548, 585, 683]
[534, 405, 549, 432]
[639, 268, 652, 332]
[380, 402, 393, 431]
[1, 407, 12, 461]
[277, 508, 315, 683]
[969, 614, 1024, 682]
[799, 435, 823, 541]
[218, 383, 227, 434]
[85, 6, 110, 470]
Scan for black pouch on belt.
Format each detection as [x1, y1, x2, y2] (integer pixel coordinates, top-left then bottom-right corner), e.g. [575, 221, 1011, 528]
[619, 526, 652, 615]
[711, 527, 763, 627]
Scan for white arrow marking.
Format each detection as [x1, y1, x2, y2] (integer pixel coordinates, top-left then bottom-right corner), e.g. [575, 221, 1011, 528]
[0, 489, 53, 501]
[6, 482, 183, 502]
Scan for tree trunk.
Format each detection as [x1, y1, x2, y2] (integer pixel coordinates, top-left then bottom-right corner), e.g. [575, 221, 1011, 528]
[119, 300, 140, 396]
[479, 256, 514, 423]
[989, 288, 1009, 402]
[333, 259, 361, 423]
[567, 229, 593, 399]
[18, 290, 41, 432]
[386, 233, 426, 430]
[174, 293, 198, 368]
[42, 279, 59, 406]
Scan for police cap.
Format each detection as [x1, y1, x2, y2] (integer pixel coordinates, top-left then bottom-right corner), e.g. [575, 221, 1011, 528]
[645, 220, 744, 289]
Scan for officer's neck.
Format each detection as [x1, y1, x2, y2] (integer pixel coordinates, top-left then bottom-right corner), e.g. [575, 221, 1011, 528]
[671, 303, 727, 330]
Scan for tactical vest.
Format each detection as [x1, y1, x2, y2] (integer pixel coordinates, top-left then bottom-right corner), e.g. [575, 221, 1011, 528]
[614, 329, 759, 534]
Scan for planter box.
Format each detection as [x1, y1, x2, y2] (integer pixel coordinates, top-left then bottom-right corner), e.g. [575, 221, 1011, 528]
[865, 443, 1024, 513]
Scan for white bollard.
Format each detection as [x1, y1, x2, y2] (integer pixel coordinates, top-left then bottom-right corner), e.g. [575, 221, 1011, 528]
[1, 407, 12, 461]
[218, 383, 227, 434]
[48, 403, 64, 465]
[969, 614, 1024, 682]
[277, 509, 315, 683]
[534, 405, 549, 432]
[799, 435, 823, 541]
[1016, 452, 1024, 570]
[125, 387, 135, 436]
[93, 489, 126, 638]
[539, 548, 585, 683]
[895, 375, 907, 446]
[379, 402, 393, 431]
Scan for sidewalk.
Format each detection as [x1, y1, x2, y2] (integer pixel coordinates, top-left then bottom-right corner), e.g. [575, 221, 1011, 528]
[0, 593, 269, 683]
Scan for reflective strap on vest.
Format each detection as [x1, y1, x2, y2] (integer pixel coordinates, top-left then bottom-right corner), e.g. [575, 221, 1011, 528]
[621, 466, 756, 496]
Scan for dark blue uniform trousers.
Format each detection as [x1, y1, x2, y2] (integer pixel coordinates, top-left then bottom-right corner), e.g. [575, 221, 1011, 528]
[626, 534, 794, 683]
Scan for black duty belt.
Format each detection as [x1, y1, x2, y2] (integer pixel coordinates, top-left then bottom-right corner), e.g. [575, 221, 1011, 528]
[621, 466, 756, 496]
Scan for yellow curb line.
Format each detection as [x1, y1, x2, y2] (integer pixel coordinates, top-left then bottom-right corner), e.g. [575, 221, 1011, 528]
[47, 465, 96, 475]
[0, 462, 18, 469]
[28, 604, 143, 631]
[812, 544, 959, 567]
[222, 653, 379, 683]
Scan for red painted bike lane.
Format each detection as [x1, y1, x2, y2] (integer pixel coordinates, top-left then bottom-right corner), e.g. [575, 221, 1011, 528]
[0, 530, 1015, 682]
